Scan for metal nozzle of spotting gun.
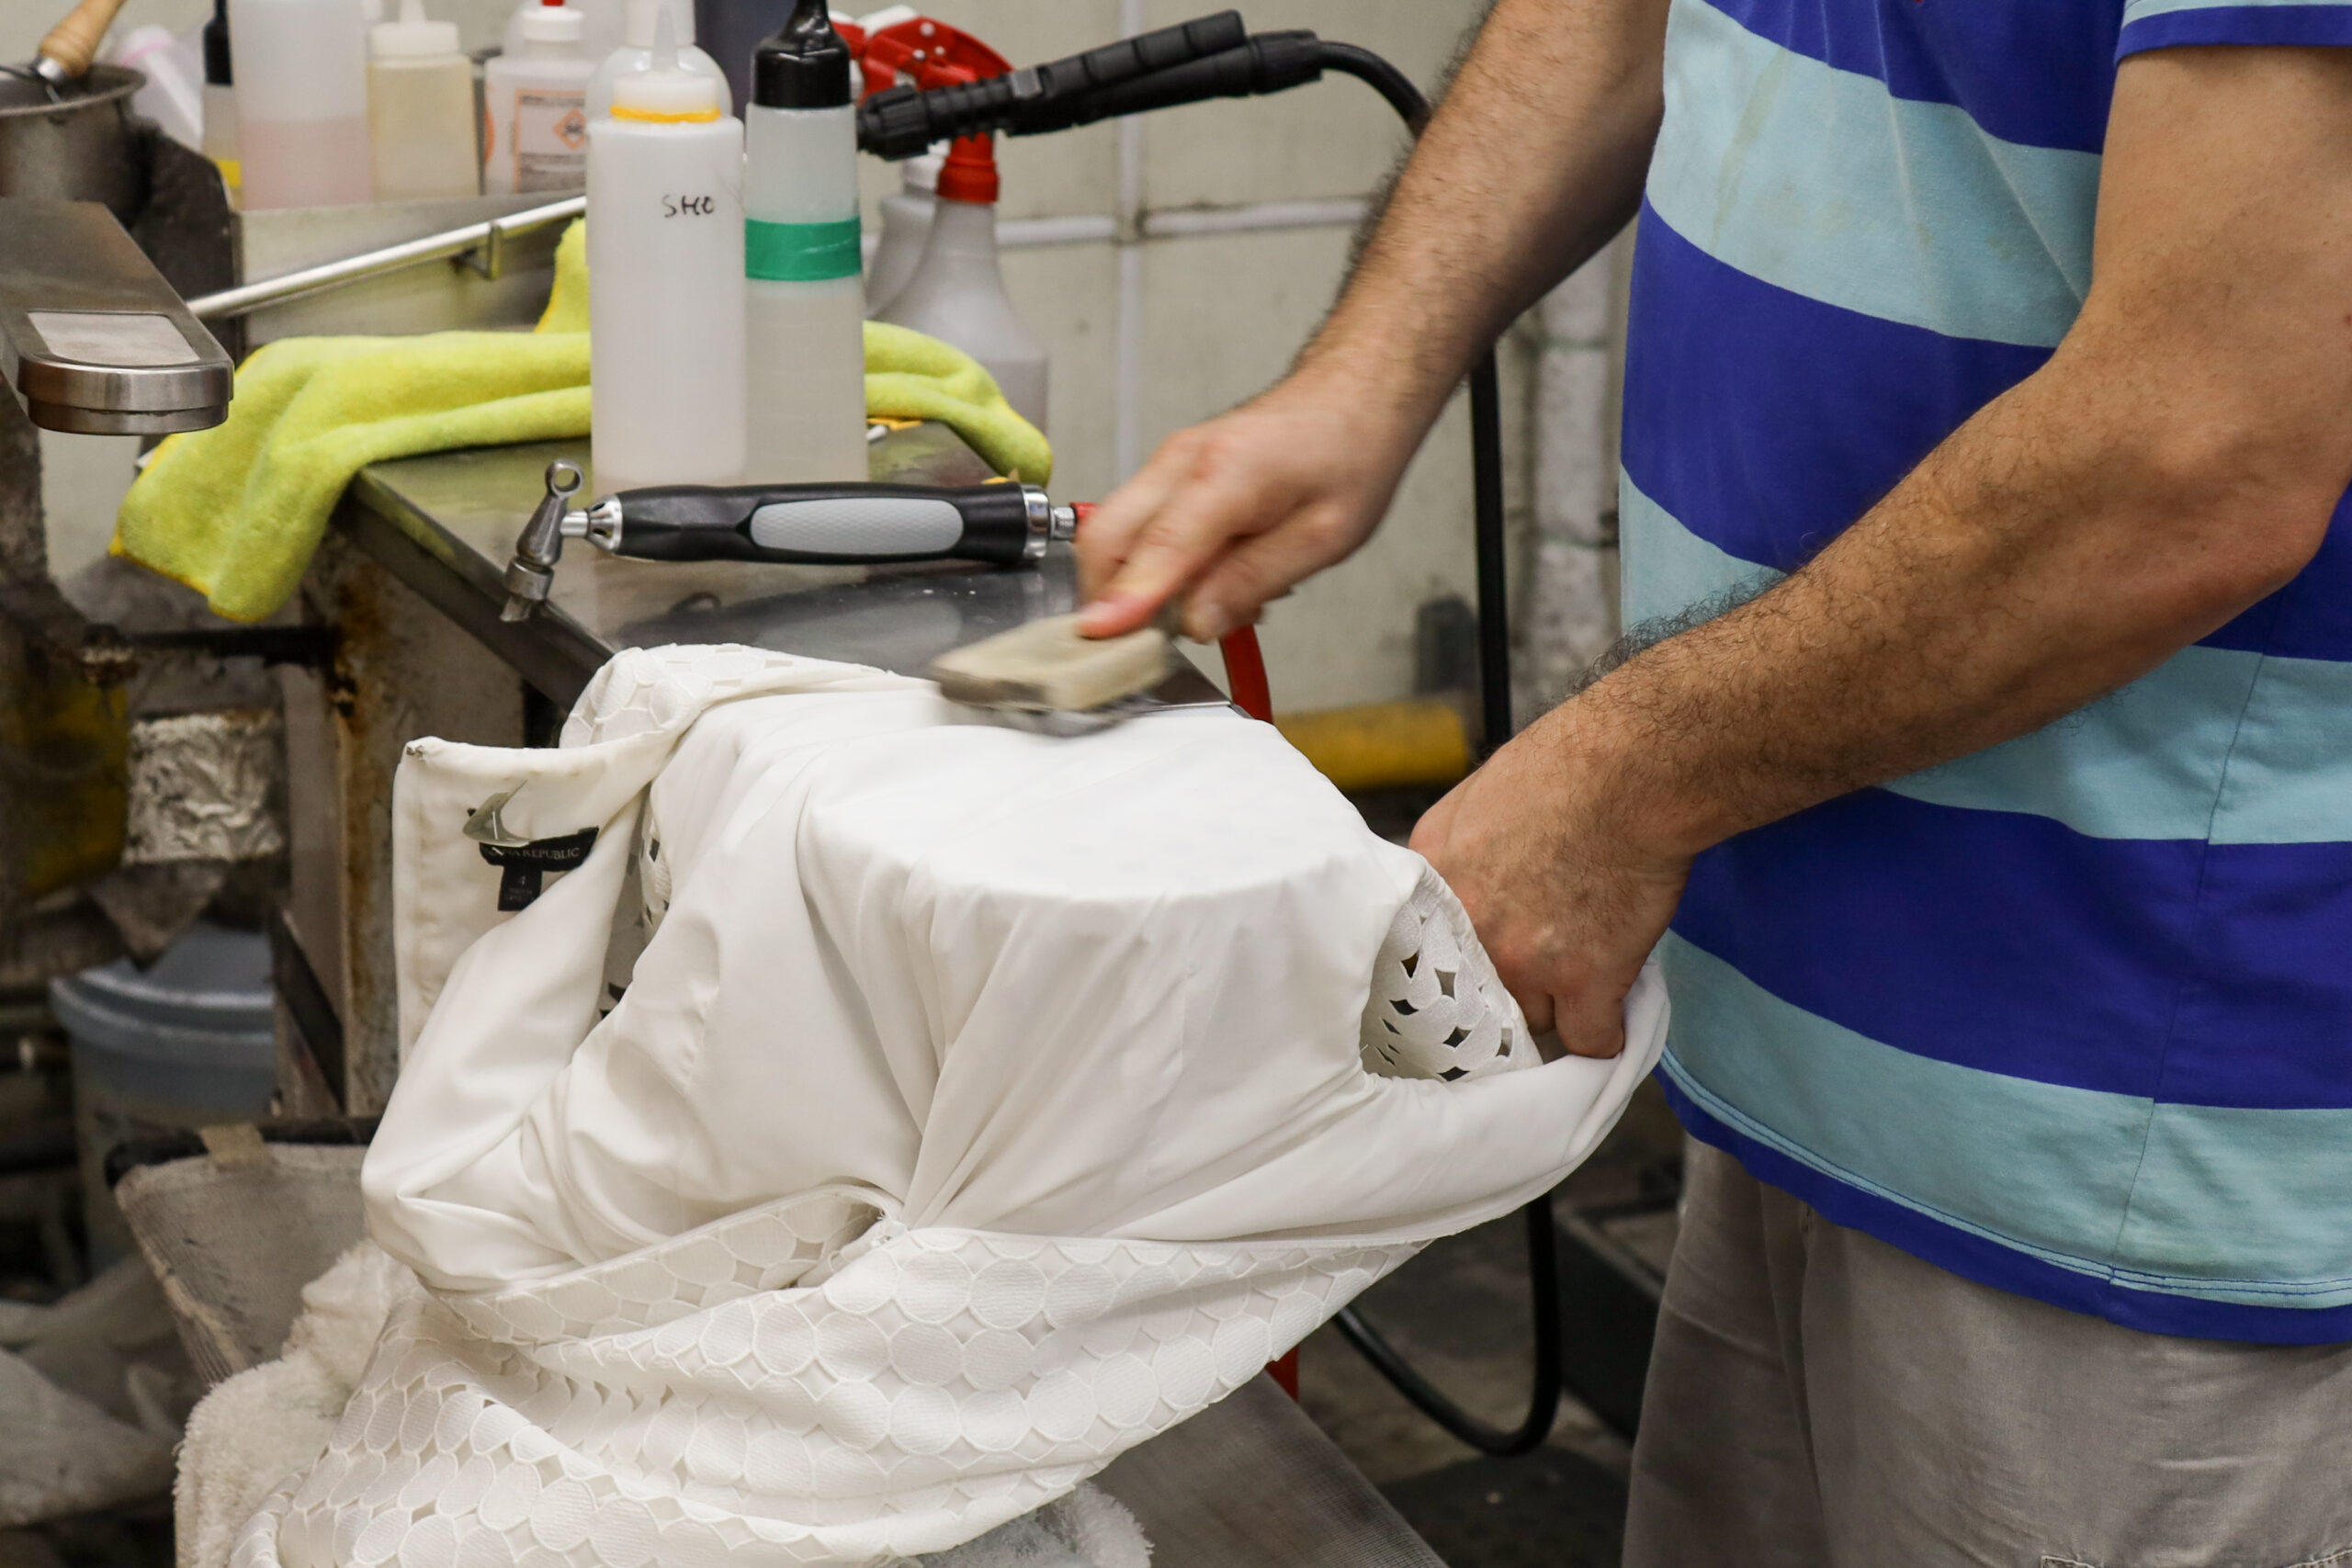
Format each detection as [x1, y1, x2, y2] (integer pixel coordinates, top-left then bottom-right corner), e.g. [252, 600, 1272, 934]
[500, 461, 1081, 621]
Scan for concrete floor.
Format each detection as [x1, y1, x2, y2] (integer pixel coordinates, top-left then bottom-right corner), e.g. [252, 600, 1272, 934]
[1293, 1078, 1685, 1568]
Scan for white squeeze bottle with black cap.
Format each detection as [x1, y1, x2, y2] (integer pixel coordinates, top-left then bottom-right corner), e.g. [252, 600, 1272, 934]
[202, 0, 240, 197]
[741, 0, 867, 484]
[587, 12, 745, 493]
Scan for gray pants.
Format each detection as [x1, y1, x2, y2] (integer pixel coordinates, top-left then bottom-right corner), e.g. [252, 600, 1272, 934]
[1623, 1142, 2352, 1568]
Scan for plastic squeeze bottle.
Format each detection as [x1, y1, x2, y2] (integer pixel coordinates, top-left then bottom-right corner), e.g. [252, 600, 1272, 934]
[368, 0, 478, 199]
[876, 135, 1049, 433]
[585, 0, 728, 119]
[739, 0, 866, 484]
[587, 14, 746, 493]
[201, 0, 239, 196]
[864, 146, 941, 317]
[577, 0, 623, 63]
[484, 0, 594, 195]
[228, 0, 373, 209]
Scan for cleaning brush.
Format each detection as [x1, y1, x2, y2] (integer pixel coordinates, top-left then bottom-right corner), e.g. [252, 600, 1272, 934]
[929, 612, 1174, 730]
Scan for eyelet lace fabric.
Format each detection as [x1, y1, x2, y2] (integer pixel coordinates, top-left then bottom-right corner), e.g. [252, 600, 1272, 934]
[273, 646, 1667, 1567]
[240, 1192, 1410, 1567]
[1361, 868, 1531, 1082]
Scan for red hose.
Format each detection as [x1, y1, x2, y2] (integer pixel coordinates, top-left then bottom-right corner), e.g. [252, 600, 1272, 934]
[1219, 627, 1273, 721]
[1064, 505, 1269, 720]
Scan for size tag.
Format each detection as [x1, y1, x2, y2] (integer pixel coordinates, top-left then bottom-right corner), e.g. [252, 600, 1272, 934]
[746, 216, 863, 282]
[479, 827, 599, 911]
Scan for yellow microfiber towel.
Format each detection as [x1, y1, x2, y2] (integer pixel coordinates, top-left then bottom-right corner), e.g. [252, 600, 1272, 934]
[861, 320, 1050, 481]
[116, 220, 1051, 624]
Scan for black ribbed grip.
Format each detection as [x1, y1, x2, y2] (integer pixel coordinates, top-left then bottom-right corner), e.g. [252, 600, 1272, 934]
[856, 11, 1249, 158]
[609, 483, 1038, 566]
[1022, 33, 1327, 131]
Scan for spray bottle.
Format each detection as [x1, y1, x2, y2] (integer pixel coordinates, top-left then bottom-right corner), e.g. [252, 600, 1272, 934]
[587, 13, 746, 493]
[737, 0, 867, 484]
[368, 0, 478, 199]
[586, 0, 728, 119]
[485, 0, 594, 195]
[227, 0, 372, 209]
[874, 133, 1048, 433]
[859, 17, 1047, 432]
[864, 146, 941, 316]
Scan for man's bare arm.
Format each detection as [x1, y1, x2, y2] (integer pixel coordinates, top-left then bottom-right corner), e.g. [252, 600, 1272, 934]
[1416, 46, 2352, 1055]
[1076, 0, 1669, 639]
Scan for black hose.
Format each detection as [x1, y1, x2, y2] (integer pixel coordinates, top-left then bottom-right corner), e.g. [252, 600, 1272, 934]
[864, 23, 1554, 1456]
[1335, 1199, 1563, 1455]
[1310, 40, 1430, 133]
[1315, 43, 1554, 1459]
[1469, 353, 1512, 753]
[1304, 45, 1510, 750]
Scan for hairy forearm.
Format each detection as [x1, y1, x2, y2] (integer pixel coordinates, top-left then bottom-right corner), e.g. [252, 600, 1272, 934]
[1561, 337, 2343, 861]
[1292, 0, 1667, 429]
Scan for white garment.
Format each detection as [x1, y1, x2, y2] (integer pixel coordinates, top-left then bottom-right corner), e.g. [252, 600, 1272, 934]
[0, 1259, 190, 1527]
[232, 646, 1666, 1567]
[180, 1245, 426, 1568]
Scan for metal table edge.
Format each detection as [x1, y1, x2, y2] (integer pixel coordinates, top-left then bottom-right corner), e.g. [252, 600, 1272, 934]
[340, 462, 606, 708]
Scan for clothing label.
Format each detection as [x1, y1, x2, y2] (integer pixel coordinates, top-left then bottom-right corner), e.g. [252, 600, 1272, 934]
[479, 826, 598, 910]
[745, 217, 863, 282]
[513, 88, 589, 194]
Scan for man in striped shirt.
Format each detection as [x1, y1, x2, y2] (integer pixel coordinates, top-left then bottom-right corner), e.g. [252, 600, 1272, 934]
[1079, 0, 2352, 1558]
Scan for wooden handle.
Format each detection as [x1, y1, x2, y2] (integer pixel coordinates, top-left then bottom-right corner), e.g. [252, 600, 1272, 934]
[36, 0, 134, 81]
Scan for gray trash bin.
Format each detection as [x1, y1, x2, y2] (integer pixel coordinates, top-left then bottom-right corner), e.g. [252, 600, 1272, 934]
[51, 922, 277, 1266]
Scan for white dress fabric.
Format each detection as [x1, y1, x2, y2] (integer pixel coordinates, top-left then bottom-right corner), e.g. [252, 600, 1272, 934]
[231, 646, 1667, 1568]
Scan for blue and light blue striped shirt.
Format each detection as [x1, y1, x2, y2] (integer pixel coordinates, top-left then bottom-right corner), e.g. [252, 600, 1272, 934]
[1625, 0, 2352, 1342]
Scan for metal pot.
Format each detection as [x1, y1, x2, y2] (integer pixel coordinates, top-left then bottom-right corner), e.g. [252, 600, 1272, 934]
[0, 63, 145, 223]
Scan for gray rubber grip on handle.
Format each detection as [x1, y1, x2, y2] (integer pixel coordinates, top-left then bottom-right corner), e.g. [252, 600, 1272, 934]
[746, 496, 963, 557]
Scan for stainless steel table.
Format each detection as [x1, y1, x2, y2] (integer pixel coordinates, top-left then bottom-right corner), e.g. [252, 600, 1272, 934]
[339, 424, 1204, 710]
[270, 427, 1436, 1568]
[1097, 1377, 1445, 1568]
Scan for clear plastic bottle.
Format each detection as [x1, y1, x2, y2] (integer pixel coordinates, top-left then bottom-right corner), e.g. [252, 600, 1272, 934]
[577, 0, 624, 64]
[229, 0, 373, 209]
[368, 0, 479, 200]
[201, 0, 240, 197]
[484, 0, 594, 195]
[864, 146, 940, 317]
[740, 0, 866, 484]
[587, 15, 746, 492]
[585, 0, 728, 120]
[115, 25, 207, 154]
[876, 137, 1048, 432]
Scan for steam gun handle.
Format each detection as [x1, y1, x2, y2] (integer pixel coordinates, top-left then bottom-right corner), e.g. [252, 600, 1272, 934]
[569, 482, 1077, 567]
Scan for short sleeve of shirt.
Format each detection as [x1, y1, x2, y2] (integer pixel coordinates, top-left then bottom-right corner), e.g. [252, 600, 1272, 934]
[2119, 0, 2352, 59]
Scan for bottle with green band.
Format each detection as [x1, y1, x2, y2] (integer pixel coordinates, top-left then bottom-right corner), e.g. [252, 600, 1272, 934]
[741, 0, 868, 485]
[745, 216, 863, 283]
